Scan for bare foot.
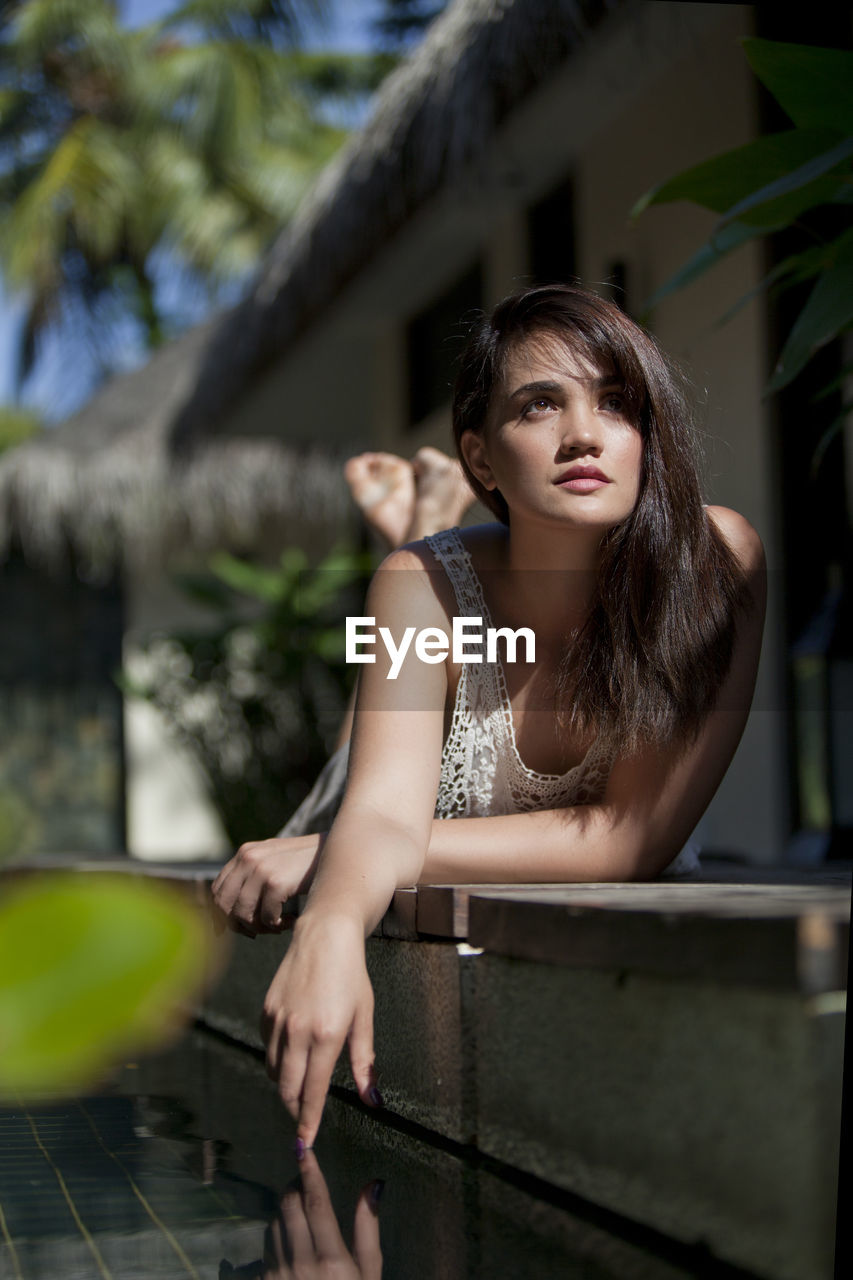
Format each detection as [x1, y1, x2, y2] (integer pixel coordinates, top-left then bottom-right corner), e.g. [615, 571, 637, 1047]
[344, 452, 416, 549]
[406, 447, 476, 540]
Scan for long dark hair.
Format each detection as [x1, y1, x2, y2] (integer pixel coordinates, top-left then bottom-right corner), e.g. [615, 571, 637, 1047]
[452, 283, 748, 753]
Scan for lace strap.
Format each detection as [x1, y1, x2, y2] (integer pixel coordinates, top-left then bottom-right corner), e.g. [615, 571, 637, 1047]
[423, 528, 495, 625]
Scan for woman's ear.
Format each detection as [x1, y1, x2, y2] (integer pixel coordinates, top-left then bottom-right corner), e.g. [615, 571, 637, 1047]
[459, 430, 496, 491]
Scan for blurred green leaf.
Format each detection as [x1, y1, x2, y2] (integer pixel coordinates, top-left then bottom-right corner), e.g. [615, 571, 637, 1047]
[768, 240, 853, 392]
[209, 550, 293, 602]
[641, 220, 759, 315]
[715, 136, 853, 230]
[0, 874, 215, 1099]
[713, 241, 841, 330]
[0, 406, 42, 455]
[124, 543, 366, 844]
[812, 360, 853, 402]
[810, 404, 853, 480]
[741, 38, 853, 133]
[631, 129, 843, 222]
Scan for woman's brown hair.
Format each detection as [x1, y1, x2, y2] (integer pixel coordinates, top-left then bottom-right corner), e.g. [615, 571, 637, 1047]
[452, 283, 748, 753]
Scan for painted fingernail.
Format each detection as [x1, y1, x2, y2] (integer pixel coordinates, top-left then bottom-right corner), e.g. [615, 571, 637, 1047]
[294, 1137, 306, 1161]
[369, 1179, 385, 1213]
[368, 1086, 384, 1107]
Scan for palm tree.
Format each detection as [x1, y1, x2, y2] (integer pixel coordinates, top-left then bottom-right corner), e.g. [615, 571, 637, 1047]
[0, 0, 389, 386]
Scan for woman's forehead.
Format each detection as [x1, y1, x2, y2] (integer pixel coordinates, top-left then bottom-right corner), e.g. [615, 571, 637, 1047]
[501, 331, 617, 387]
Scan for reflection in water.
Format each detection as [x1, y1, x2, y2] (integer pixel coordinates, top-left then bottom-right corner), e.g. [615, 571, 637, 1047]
[221, 1153, 383, 1280]
[0, 1028, 703, 1280]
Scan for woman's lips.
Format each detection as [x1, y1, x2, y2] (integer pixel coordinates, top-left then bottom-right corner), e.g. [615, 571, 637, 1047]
[555, 467, 610, 493]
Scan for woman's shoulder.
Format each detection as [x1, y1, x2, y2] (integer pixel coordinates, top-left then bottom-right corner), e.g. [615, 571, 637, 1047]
[704, 506, 765, 573]
[379, 522, 508, 572]
[368, 539, 458, 624]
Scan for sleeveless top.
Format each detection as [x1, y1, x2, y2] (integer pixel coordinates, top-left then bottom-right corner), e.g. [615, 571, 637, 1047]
[424, 527, 700, 877]
[424, 527, 615, 818]
[281, 526, 699, 875]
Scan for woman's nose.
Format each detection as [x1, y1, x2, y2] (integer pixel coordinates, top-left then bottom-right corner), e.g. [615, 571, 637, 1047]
[558, 406, 601, 455]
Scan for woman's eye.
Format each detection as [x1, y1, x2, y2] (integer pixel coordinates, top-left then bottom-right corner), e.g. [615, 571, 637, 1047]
[602, 392, 625, 413]
[522, 398, 555, 417]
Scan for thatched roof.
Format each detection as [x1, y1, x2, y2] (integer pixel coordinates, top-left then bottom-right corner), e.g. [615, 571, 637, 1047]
[0, 322, 350, 574]
[171, 0, 615, 449]
[0, 0, 615, 572]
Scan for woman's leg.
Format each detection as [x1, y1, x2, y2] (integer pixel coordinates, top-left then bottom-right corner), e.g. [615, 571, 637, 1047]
[333, 448, 475, 750]
[344, 447, 475, 552]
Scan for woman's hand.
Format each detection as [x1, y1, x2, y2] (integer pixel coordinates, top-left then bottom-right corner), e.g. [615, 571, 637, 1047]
[261, 911, 380, 1149]
[263, 1152, 383, 1280]
[211, 834, 325, 936]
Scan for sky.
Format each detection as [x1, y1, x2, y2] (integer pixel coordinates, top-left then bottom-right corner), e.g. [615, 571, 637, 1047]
[0, 0, 388, 421]
[121, 0, 386, 49]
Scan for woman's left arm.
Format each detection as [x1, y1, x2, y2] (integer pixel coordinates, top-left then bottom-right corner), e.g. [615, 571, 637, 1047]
[419, 508, 766, 883]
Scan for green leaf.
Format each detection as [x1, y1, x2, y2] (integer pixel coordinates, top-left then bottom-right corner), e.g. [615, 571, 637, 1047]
[810, 404, 853, 480]
[0, 874, 215, 1099]
[631, 129, 842, 221]
[0, 405, 41, 454]
[768, 239, 853, 392]
[641, 220, 761, 315]
[742, 38, 853, 134]
[812, 360, 853, 402]
[209, 551, 290, 602]
[716, 136, 853, 230]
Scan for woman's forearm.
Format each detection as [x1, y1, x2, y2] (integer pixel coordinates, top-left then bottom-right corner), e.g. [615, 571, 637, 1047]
[301, 801, 429, 934]
[420, 808, 649, 884]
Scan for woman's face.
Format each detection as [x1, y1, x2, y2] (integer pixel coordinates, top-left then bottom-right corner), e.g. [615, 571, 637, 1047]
[461, 333, 644, 533]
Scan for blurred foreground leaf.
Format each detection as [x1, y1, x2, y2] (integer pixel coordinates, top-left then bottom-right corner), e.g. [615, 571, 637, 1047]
[0, 874, 217, 1099]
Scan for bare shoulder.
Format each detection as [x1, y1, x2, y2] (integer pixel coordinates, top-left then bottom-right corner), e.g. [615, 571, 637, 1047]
[367, 542, 454, 625]
[376, 544, 434, 573]
[705, 506, 765, 573]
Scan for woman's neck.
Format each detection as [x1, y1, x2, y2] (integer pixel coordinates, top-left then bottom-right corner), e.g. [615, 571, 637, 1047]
[491, 517, 602, 643]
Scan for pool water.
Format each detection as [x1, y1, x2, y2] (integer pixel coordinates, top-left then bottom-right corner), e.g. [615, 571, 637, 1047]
[0, 1028, 730, 1279]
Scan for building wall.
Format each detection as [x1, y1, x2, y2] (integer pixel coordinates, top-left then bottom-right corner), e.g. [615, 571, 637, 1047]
[214, 1, 786, 862]
[123, 571, 231, 860]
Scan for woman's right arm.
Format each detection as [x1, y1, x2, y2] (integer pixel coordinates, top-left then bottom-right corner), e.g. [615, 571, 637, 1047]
[253, 547, 449, 1148]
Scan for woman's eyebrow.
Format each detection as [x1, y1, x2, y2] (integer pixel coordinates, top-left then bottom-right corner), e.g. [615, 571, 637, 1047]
[508, 379, 563, 400]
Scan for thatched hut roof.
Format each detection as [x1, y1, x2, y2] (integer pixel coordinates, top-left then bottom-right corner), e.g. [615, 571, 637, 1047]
[171, 0, 614, 449]
[0, 322, 350, 574]
[0, 0, 614, 572]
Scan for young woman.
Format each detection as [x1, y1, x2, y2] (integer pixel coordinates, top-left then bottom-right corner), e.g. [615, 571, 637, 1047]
[212, 283, 766, 1153]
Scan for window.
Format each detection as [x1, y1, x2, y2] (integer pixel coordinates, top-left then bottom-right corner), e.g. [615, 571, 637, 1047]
[406, 262, 484, 428]
[527, 176, 576, 286]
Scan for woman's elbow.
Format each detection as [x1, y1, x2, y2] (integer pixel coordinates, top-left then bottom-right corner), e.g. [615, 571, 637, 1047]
[592, 815, 678, 883]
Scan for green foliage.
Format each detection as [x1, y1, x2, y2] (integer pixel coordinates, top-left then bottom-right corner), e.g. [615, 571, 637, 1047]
[633, 38, 853, 415]
[0, 787, 39, 863]
[123, 544, 370, 846]
[0, 0, 393, 378]
[0, 872, 216, 1099]
[0, 405, 41, 454]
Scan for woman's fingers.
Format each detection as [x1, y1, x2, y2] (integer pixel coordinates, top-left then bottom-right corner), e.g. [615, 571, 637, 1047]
[353, 1183, 384, 1280]
[212, 838, 319, 931]
[296, 1040, 341, 1150]
[260, 881, 288, 930]
[276, 1026, 311, 1121]
[348, 992, 379, 1108]
[297, 1152, 349, 1258]
[278, 1186, 313, 1266]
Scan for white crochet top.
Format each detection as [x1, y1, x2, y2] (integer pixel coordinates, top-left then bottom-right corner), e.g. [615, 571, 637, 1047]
[425, 527, 700, 876]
